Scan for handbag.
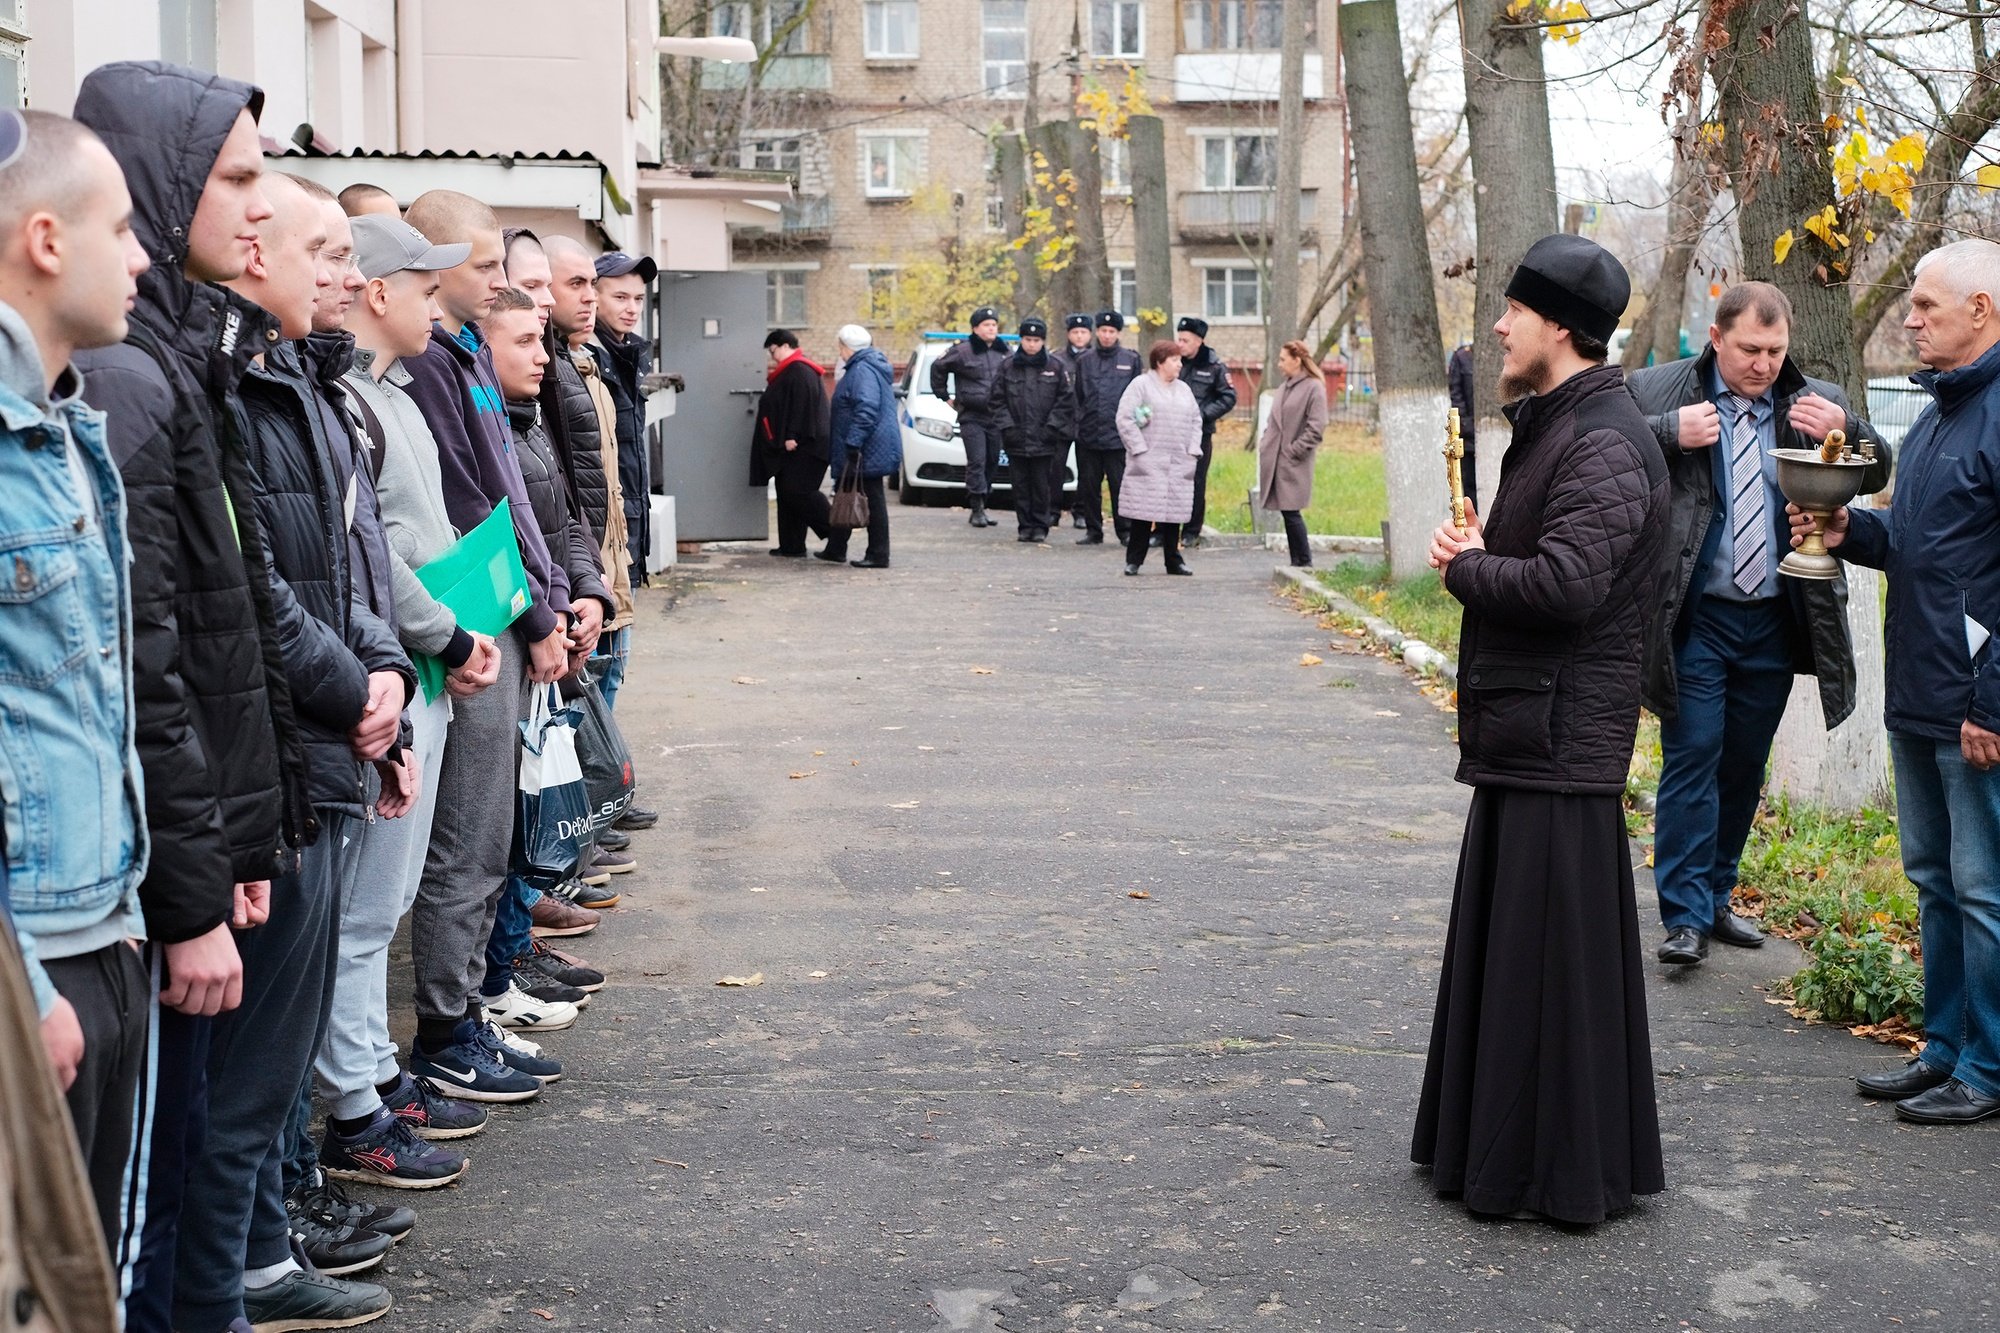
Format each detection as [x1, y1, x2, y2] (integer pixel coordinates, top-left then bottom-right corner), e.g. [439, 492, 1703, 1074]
[510, 683, 592, 891]
[566, 670, 636, 839]
[830, 454, 871, 529]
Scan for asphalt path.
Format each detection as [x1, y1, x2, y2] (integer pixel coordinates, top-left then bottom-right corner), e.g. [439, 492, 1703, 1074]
[379, 504, 2000, 1332]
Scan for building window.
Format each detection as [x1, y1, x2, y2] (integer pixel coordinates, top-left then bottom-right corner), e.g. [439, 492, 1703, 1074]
[1182, 0, 1297, 51]
[1199, 133, 1276, 191]
[1091, 0, 1143, 58]
[767, 271, 809, 326]
[863, 0, 920, 59]
[1100, 137, 1131, 195]
[863, 266, 903, 321]
[712, 0, 811, 54]
[1112, 265, 1138, 320]
[1203, 266, 1263, 321]
[982, 0, 1028, 98]
[860, 134, 922, 198]
[742, 133, 804, 178]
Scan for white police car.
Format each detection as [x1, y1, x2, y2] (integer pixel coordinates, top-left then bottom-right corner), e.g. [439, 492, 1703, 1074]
[895, 333, 1078, 506]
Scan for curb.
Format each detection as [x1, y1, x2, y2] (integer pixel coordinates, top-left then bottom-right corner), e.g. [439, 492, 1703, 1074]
[1271, 565, 1457, 688]
[1197, 531, 1384, 555]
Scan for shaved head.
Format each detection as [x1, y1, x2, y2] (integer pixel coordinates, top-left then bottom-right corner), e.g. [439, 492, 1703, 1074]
[339, 182, 398, 217]
[406, 189, 499, 245]
[0, 110, 107, 235]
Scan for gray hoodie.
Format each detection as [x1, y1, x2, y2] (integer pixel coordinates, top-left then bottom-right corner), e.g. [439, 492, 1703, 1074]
[341, 347, 473, 666]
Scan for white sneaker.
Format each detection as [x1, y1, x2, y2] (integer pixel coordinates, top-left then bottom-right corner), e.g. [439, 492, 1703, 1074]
[489, 1021, 542, 1057]
[484, 980, 578, 1032]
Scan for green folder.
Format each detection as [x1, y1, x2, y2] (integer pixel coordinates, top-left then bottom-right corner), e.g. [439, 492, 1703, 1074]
[412, 498, 532, 702]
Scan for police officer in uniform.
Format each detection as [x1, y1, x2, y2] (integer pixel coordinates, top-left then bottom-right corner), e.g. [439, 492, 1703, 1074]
[993, 316, 1076, 543]
[1174, 316, 1238, 547]
[1073, 310, 1143, 544]
[1056, 313, 1094, 530]
[930, 305, 1010, 528]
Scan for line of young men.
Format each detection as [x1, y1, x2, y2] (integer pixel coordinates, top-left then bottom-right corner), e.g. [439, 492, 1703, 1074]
[932, 308, 1235, 545]
[0, 60, 663, 1333]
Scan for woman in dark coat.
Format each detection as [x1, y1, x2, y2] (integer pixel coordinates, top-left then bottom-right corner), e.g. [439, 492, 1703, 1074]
[753, 328, 832, 557]
[1258, 340, 1328, 567]
[821, 324, 902, 569]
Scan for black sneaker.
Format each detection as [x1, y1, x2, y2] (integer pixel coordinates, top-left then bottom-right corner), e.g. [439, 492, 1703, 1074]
[477, 1018, 563, 1083]
[596, 826, 632, 852]
[242, 1262, 392, 1329]
[616, 802, 659, 831]
[511, 962, 589, 1008]
[525, 937, 605, 992]
[294, 1166, 415, 1244]
[320, 1107, 466, 1191]
[410, 1023, 542, 1103]
[382, 1071, 488, 1141]
[283, 1188, 395, 1277]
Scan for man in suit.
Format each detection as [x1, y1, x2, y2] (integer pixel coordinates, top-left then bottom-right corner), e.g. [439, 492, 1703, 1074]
[1628, 281, 1890, 967]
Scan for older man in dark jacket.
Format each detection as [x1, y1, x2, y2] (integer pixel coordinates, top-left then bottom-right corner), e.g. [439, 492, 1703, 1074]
[1813, 239, 2000, 1125]
[1629, 282, 1892, 968]
[754, 328, 832, 557]
[69, 61, 333, 1329]
[1416, 234, 1668, 1224]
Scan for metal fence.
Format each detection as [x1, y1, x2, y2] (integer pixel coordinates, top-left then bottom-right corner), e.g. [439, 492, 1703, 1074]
[1864, 377, 1929, 447]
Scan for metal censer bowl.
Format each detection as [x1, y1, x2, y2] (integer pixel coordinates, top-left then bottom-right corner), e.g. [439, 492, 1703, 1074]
[1773, 428, 1873, 580]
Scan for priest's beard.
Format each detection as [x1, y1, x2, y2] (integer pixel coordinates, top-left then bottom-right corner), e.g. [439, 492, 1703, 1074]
[1499, 353, 1551, 402]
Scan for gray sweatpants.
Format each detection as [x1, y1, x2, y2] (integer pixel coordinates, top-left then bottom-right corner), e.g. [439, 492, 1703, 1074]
[411, 630, 526, 1028]
[315, 689, 452, 1118]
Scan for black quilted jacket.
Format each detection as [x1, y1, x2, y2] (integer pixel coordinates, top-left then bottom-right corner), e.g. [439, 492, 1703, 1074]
[1445, 364, 1669, 794]
[71, 62, 311, 940]
[550, 343, 609, 545]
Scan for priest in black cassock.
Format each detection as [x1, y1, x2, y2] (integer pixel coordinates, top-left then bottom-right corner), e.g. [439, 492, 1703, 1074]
[1415, 234, 1670, 1224]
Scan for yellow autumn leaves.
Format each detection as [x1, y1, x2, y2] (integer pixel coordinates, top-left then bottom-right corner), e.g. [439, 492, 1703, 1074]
[1773, 115, 1931, 269]
[1505, 0, 1592, 44]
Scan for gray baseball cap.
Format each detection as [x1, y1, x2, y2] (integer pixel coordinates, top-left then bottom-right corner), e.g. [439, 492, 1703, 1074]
[351, 214, 471, 280]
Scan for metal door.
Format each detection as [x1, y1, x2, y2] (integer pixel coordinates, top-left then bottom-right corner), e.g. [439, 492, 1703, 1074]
[651, 271, 770, 543]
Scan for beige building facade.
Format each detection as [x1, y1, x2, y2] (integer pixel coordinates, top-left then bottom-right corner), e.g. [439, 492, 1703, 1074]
[706, 0, 1346, 366]
[8, 0, 789, 265]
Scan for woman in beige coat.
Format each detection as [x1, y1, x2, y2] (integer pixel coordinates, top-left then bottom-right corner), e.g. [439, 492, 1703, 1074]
[1258, 340, 1329, 567]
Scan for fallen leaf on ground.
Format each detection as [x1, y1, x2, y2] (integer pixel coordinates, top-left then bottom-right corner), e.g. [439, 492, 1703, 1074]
[1374, 709, 1400, 717]
[789, 770, 816, 779]
[1300, 653, 1323, 667]
[970, 666, 996, 675]
[813, 750, 826, 756]
[731, 676, 764, 685]
[917, 745, 935, 751]
[1127, 890, 1152, 900]
[889, 800, 921, 809]
[809, 970, 829, 978]
[531, 1312, 555, 1322]
[716, 973, 765, 987]
[748, 886, 767, 893]
[651, 1158, 689, 1168]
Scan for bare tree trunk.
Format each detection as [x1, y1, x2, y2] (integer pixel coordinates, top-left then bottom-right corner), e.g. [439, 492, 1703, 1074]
[1060, 119, 1111, 315]
[1455, 0, 1558, 473]
[1624, 142, 1716, 371]
[1343, 0, 1450, 580]
[1028, 121, 1080, 319]
[1263, 0, 1311, 376]
[1714, 0, 1887, 811]
[1129, 115, 1173, 342]
[998, 132, 1039, 315]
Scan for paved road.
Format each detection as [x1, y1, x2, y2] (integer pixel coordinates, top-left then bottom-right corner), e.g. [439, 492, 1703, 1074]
[382, 506, 1999, 1332]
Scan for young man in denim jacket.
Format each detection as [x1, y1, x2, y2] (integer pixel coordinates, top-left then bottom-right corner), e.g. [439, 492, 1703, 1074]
[0, 106, 154, 1273]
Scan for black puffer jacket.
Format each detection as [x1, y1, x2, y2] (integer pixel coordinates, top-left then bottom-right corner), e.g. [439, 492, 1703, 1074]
[593, 325, 652, 576]
[1073, 342, 1144, 451]
[993, 349, 1076, 458]
[507, 400, 614, 619]
[1180, 343, 1238, 442]
[929, 333, 1010, 419]
[1626, 345, 1892, 728]
[240, 340, 413, 815]
[71, 62, 310, 940]
[549, 343, 609, 546]
[1445, 364, 1669, 794]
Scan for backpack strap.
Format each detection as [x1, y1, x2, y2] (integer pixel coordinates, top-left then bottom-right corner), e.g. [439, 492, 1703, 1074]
[347, 388, 389, 485]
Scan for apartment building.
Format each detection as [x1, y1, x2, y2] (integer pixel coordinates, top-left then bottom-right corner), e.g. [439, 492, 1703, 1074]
[7, 0, 791, 264]
[700, 0, 1347, 365]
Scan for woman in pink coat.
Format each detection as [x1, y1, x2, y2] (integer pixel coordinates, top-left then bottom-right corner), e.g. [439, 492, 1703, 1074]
[1115, 340, 1205, 575]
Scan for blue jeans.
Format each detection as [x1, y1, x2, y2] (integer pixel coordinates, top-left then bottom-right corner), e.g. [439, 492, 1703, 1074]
[1892, 732, 2000, 1097]
[481, 876, 540, 998]
[1653, 596, 1795, 932]
[593, 626, 629, 711]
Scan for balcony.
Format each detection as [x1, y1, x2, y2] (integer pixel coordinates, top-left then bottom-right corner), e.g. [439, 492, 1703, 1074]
[733, 193, 833, 246]
[1173, 52, 1325, 101]
[700, 53, 832, 92]
[1177, 188, 1318, 242]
